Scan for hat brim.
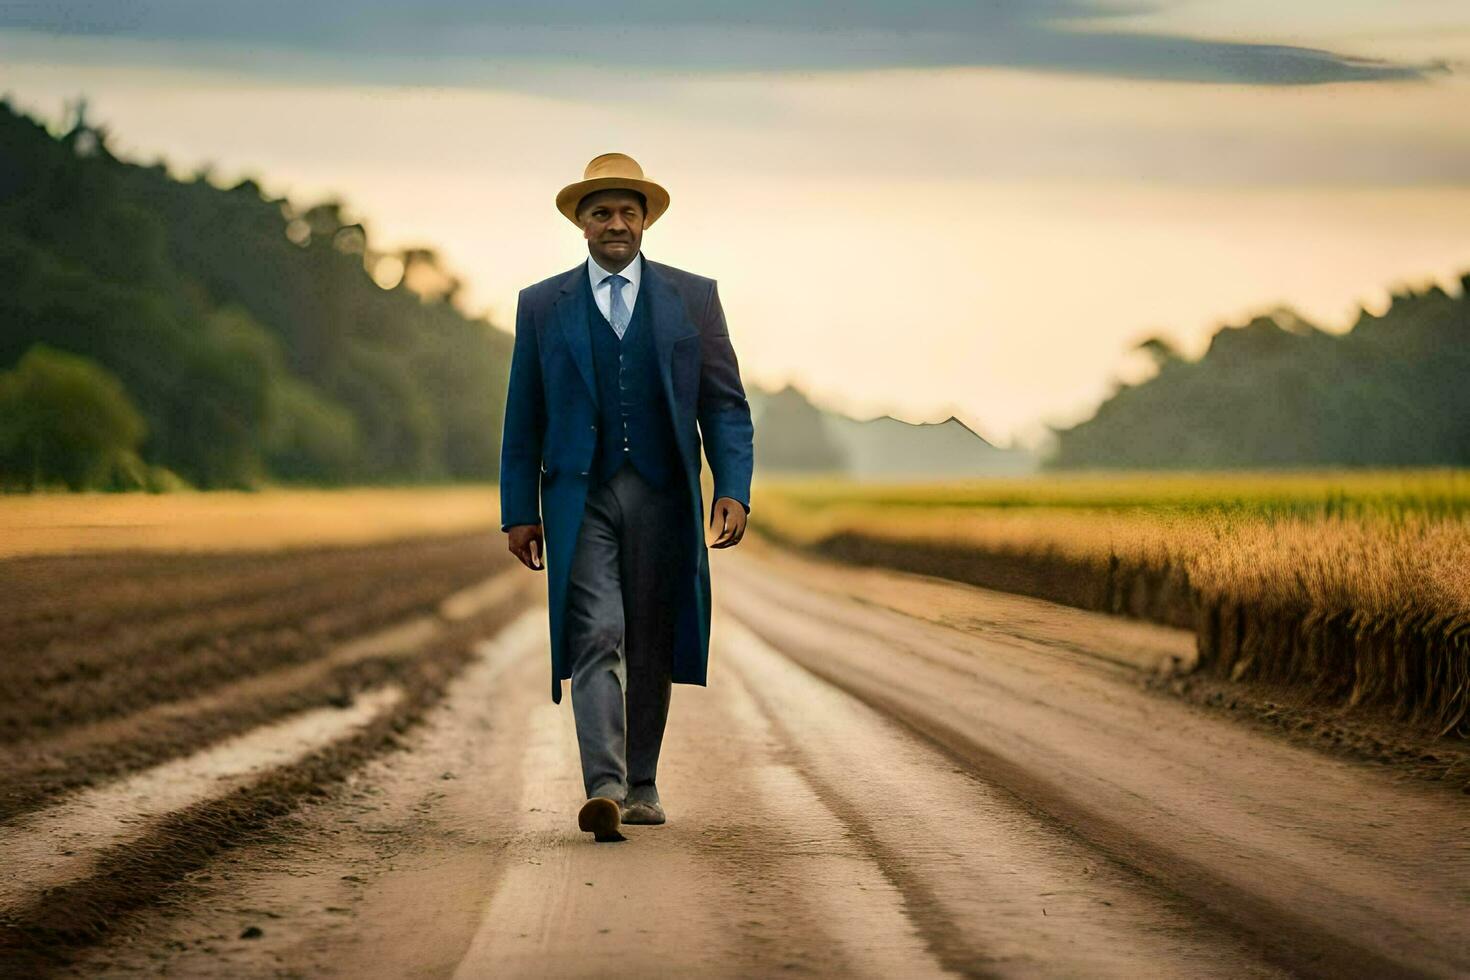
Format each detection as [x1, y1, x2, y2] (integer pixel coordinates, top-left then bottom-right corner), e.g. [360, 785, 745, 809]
[556, 176, 670, 227]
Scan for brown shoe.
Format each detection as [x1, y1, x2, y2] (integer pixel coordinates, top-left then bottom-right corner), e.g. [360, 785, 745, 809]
[577, 796, 626, 842]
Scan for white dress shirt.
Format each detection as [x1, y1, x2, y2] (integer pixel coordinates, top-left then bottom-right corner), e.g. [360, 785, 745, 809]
[587, 250, 642, 332]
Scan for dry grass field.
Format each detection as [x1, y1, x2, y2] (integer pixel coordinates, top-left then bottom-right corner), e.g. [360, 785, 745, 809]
[755, 470, 1470, 735]
[0, 485, 501, 558]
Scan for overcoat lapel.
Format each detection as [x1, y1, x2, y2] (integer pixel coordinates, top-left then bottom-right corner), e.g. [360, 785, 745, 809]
[644, 259, 699, 370]
[554, 254, 698, 418]
[642, 257, 700, 455]
[553, 262, 595, 401]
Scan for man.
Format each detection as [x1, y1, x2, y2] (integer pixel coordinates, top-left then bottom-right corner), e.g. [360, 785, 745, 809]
[499, 152, 754, 843]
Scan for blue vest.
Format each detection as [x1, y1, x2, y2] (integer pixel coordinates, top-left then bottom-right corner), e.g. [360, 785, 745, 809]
[586, 272, 681, 489]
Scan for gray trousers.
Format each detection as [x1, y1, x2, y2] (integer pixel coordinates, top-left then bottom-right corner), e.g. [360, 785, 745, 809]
[565, 463, 686, 801]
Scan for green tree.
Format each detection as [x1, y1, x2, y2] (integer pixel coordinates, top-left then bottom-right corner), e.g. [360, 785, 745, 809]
[0, 98, 514, 489]
[1048, 280, 1470, 470]
[0, 343, 147, 490]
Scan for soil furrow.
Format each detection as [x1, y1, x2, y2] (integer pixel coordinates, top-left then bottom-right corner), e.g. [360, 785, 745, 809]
[0, 593, 527, 977]
[0, 534, 508, 743]
[0, 534, 498, 647]
[0, 571, 527, 822]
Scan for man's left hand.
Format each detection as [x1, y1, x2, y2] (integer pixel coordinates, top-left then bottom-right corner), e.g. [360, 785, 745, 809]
[707, 496, 748, 549]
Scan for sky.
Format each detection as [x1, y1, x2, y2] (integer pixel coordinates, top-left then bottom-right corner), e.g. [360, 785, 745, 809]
[3, 2, 1468, 450]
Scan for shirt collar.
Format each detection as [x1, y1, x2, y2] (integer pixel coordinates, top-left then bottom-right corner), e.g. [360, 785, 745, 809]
[587, 250, 642, 290]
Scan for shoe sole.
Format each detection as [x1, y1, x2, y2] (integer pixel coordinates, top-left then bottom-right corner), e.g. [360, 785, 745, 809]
[577, 797, 626, 842]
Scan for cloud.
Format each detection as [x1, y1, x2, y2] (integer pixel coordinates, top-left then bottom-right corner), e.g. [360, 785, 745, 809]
[0, 0, 1448, 85]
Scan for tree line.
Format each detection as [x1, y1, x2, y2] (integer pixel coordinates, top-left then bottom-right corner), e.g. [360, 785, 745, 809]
[1047, 278, 1470, 469]
[0, 99, 511, 491]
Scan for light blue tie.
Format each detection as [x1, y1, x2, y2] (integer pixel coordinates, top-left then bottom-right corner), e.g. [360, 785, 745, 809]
[604, 273, 630, 339]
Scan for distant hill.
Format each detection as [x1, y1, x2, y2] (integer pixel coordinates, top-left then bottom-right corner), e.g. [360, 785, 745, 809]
[828, 413, 1036, 478]
[0, 100, 511, 490]
[750, 384, 1037, 479]
[1047, 277, 1470, 470]
[748, 384, 850, 474]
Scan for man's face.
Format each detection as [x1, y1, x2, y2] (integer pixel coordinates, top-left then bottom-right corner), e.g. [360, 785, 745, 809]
[579, 189, 645, 268]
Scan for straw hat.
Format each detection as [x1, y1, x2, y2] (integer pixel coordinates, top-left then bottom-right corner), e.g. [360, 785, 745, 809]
[556, 152, 670, 227]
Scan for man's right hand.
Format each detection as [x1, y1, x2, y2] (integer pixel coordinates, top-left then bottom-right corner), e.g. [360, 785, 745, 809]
[506, 524, 545, 571]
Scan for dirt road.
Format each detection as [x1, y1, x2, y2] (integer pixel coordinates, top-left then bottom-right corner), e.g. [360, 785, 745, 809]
[5, 538, 1467, 978]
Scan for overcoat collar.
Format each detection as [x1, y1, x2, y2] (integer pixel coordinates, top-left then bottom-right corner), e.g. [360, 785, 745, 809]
[552, 252, 697, 405]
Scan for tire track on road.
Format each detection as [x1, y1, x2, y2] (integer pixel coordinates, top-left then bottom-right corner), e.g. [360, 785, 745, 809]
[452, 611, 947, 979]
[716, 558, 1467, 978]
[719, 612, 1282, 979]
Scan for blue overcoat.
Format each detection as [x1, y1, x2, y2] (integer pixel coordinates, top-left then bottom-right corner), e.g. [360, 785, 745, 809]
[498, 255, 755, 703]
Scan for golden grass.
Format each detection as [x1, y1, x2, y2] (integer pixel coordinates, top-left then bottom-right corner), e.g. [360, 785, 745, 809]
[755, 470, 1470, 732]
[0, 485, 501, 558]
[755, 494, 1470, 621]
